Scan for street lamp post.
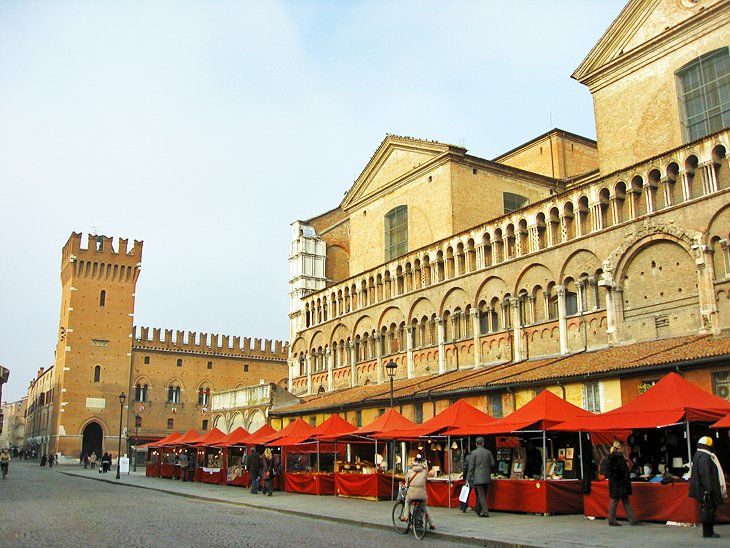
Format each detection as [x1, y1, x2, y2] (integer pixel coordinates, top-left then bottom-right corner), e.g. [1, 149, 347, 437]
[385, 360, 397, 408]
[116, 392, 126, 480]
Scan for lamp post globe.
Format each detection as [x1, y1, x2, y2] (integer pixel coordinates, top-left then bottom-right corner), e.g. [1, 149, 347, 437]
[116, 392, 126, 480]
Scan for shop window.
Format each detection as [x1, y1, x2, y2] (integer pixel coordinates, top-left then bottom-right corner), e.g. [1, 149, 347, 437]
[582, 382, 601, 413]
[384, 205, 408, 261]
[414, 402, 423, 424]
[677, 47, 730, 143]
[712, 371, 730, 401]
[202, 419, 209, 431]
[167, 418, 174, 429]
[488, 393, 503, 418]
[144, 356, 150, 365]
[93, 365, 101, 383]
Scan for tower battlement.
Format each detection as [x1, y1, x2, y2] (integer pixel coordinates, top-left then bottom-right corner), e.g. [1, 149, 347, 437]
[132, 326, 288, 359]
[62, 232, 143, 264]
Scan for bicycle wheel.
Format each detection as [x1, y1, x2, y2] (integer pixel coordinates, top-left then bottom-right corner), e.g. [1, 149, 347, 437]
[392, 501, 409, 534]
[412, 504, 426, 540]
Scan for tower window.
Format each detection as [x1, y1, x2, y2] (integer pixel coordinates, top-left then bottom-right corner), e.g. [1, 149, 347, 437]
[167, 418, 174, 429]
[177, 359, 183, 367]
[144, 356, 150, 365]
[99, 290, 106, 307]
[93, 365, 101, 383]
[385, 205, 408, 261]
[677, 47, 730, 142]
[207, 361, 212, 369]
[243, 364, 249, 373]
[202, 419, 208, 431]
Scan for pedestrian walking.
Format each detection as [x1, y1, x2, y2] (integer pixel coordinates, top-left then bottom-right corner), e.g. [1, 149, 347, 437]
[90, 452, 97, 469]
[689, 436, 727, 539]
[101, 452, 111, 473]
[1, 447, 11, 479]
[262, 448, 274, 496]
[459, 449, 470, 512]
[40, 454, 47, 467]
[48, 454, 55, 468]
[466, 437, 496, 518]
[186, 452, 196, 481]
[604, 440, 641, 526]
[247, 447, 262, 494]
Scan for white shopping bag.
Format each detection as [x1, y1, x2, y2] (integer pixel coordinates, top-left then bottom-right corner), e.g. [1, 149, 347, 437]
[458, 484, 470, 503]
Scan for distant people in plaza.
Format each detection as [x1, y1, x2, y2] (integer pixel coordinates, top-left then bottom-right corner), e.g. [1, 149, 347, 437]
[466, 437, 496, 518]
[459, 449, 471, 513]
[524, 442, 542, 479]
[262, 448, 274, 496]
[83, 453, 90, 469]
[247, 448, 262, 494]
[400, 454, 435, 529]
[1, 447, 11, 479]
[40, 454, 47, 467]
[690, 436, 727, 539]
[90, 452, 97, 469]
[101, 452, 112, 473]
[604, 440, 641, 526]
[186, 452, 196, 481]
[48, 454, 55, 467]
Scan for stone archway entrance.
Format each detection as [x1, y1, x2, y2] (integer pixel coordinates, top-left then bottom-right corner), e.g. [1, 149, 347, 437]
[82, 422, 103, 459]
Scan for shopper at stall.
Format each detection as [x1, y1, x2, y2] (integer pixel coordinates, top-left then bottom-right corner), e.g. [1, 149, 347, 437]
[459, 449, 471, 513]
[605, 440, 641, 526]
[261, 448, 274, 496]
[400, 454, 435, 529]
[466, 437, 496, 518]
[689, 436, 727, 539]
[247, 447, 262, 494]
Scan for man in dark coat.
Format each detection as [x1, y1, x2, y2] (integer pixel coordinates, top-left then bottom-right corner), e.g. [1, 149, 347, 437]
[247, 448, 262, 494]
[689, 436, 727, 538]
[605, 440, 640, 526]
[466, 437, 496, 517]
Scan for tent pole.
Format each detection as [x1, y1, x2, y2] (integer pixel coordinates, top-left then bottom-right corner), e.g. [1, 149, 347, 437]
[542, 430, 547, 480]
[317, 440, 320, 474]
[578, 432, 584, 481]
[685, 421, 692, 463]
[447, 434, 452, 509]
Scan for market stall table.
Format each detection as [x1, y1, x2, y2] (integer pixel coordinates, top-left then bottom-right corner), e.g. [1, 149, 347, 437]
[584, 481, 730, 524]
[201, 467, 224, 484]
[335, 471, 399, 500]
[285, 472, 335, 495]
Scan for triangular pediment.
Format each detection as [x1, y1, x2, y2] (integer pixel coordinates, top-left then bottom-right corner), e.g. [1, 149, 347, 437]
[340, 135, 466, 210]
[573, 0, 720, 86]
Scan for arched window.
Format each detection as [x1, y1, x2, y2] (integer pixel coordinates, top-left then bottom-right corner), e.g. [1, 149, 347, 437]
[93, 365, 101, 383]
[168, 385, 181, 403]
[677, 47, 730, 142]
[135, 383, 148, 402]
[198, 386, 211, 406]
[99, 290, 106, 307]
[384, 205, 408, 261]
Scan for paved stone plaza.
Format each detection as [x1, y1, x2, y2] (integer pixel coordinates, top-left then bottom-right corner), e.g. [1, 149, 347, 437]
[1, 461, 729, 547]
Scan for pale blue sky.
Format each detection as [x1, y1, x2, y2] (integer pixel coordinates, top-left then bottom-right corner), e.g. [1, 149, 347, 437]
[0, 0, 625, 401]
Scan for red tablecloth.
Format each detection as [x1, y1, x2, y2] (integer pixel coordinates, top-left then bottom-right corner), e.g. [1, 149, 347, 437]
[201, 469, 225, 484]
[335, 472, 399, 499]
[584, 481, 730, 524]
[285, 473, 335, 495]
[228, 470, 250, 487]
[145, 463, 159, 477]
[160, 463, 176, 478]
[445, 479, 583, 514]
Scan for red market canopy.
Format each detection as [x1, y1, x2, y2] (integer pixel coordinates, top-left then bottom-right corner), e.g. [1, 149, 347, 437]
[557, 372, 730, 431]
[348, 408, 416, 439]
[448, 390, 593, 436]
[164, 429, 200, 447]
[375, 399, 495, 440]
[139, 431, 181, 448]
[191, 428, 228, 447]
[308, 414, 357, 441]
[261, 418, 315, 445]
[244, 424, 277, 446]
[216, 427, 250, 447]
[711, 413, 730, 429]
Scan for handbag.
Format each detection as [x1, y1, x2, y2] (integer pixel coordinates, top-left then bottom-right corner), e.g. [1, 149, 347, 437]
[459, 484, 470, 503]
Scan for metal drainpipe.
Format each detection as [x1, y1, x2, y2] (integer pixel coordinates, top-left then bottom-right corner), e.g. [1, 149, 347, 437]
[556, 381, 566, 400]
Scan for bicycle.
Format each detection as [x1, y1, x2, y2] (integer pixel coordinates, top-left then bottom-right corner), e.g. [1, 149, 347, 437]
[391, 483, 428, 540]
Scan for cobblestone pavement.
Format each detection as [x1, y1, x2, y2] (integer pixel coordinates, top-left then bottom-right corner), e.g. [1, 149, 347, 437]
[3, 461, 729, 547]
[0, 462, 446, 547]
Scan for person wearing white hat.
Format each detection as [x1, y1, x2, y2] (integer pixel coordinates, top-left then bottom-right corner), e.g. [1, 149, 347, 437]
[689, 436, 727, 538]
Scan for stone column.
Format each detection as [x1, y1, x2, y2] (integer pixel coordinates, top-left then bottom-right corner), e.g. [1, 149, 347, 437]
[556, 285, 568, 355]
[375, 333, 383, 384]
[306, 353, 313, 396]
[405, 325, 415, 379]
[591, 203, 603, 232]
[680, 169, 692, 201]
[694, 244, 719, 334]
[326, 347, 333, 392]
[437, 317, 446, 374]
[511, 297, 524, 362]
[644, 183, 655, 214]
[600, 272, 619, 342]
[660, 176, 673, 208]
[470, 308, 481, 368]
[349, 341, 357, 388]
[609, 197, 620, 225]
[700, 161, 718, 195]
